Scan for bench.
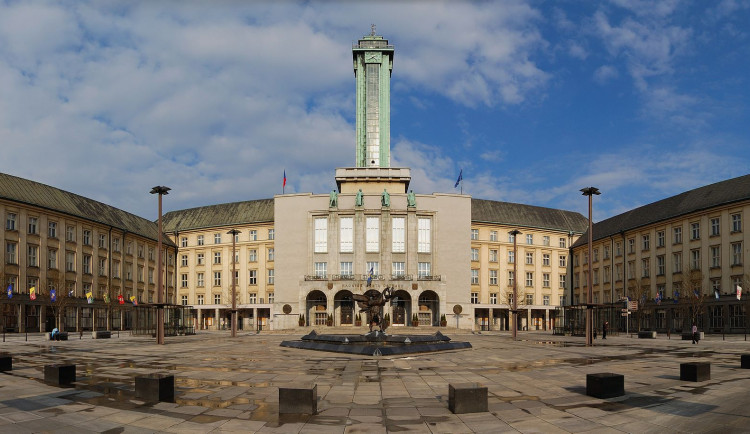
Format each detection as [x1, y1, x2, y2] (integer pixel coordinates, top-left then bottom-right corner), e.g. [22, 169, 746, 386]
[0, 353, 11, 372]
[586, 373, 625, 398]
[448, 383, 488, 414]
[46, 332, 69, 341]
[92, 331, 111, 339]
[279, 384, 317, 415]
[638, 331, 656, 339]
[135, 373, 175, 402]
[44, 364, 76, 386]
[680, 362, 710, 382]
[681, 332, 704, 341]
[742, 355, 750, 369]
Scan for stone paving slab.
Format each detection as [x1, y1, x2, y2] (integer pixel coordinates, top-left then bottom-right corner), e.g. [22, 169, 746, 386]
[1, 330, 750, 432]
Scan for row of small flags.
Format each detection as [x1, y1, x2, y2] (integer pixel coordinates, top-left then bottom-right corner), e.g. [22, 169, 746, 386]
[6, 284, 139, 305]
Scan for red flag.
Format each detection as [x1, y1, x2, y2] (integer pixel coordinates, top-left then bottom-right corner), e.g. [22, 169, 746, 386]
[118, 294, 124, 305]
[283, 170, 287, 187]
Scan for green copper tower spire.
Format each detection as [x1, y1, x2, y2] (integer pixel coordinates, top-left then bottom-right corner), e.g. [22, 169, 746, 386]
[353, 25, 394, 168]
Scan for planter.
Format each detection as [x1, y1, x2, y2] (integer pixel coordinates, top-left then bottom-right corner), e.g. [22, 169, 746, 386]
[355, 321, 362, 327]
[413, 321, 419, 327]
[326, 321, 333, 327]
[440, 321, 448, 327]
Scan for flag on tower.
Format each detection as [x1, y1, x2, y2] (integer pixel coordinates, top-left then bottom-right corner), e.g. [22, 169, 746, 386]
[283, 170, 287, 187]
[454, 169, 463, 188]
[737, 285, 743, 301]
[29, 286, 36, 301]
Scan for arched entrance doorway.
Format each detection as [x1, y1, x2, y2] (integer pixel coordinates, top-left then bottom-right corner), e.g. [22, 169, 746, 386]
[306, 290, 328, 326]
[418, 290, 440, 326]
[334, 290, 354, 326]
[390, 290, 411, 326]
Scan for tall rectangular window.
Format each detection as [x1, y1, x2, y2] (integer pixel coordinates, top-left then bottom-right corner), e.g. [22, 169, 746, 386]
[340, 262, 353, 276]
[392, 217, 405, 253]
[268, 269, 274, 284]
[268, 229, 275, 240]
[27, 245, 38, 267]
[489, 249, 498, 262]
[267, 248, 275, 261]
[489, 270, 498, 285]
[559, 255, 567, 267]
[508, 251, 515, 264]
[732, 213, 742, 232]
[657, 255, 665, 275]
[471, 229, 479, 240]
[249, 230, 257, 241]
[490, 231, 497, 241]
[543, 273, 550, 287]
[690, 249, 701, 270]
[471, 269, 479, 285]
[6, 242, 17, 264]
[314, 218, 327, 253]
[559, 238, 566, 248]
[66, 226, 75, 241]
[418, 262, 431, 278]
[525, 272, 533, 287]
[641, 258, 649, 277]
[28, 217, 38, 234]
[543, 236, 550, 246]
[559, 274, 566, 288]
[691, 222, 700, 240]
[213, 271, 221, 286]
[83, 255, 92, 274]
[181, 274, 188, 288]
[673, 252, 682, 273]
[526, 252, 533, 265]
[418, 218, 431, 253]
[197, 294, 204, 305]
[197, 272, 204, 286]
[214, 233, 221, 244]
[214, 294, 221, 304]
[366, 261, 379, 276]
[248, 249, 257, 262]
[181, 237, 188, 247]
[213, 252, 221, 264]
[366, 217, 379, 252]
[66, 252, 75, 272]
[526, 234, 533, 245]
[314, 262, 326, 278]
[711, 246, 720, 268]
[711, 217, 720, 236]
[642, 234, 650, 250]
[6, 213, 16, 230]
[508, 271, 515, 286]
[471, 248, 479, 261]
[657, 230, 665, 247]
[732, 242, 743, 265]
[249, 269, 258, 284]
[197, 235, 204, 246]
[340, 217, 353, 253]
[48, 222, 57, 238]
[48, 249, 57, 269]
[83, 230, 91, 245]
[543, 254, 550, 266]
[392, 262, 405, 277]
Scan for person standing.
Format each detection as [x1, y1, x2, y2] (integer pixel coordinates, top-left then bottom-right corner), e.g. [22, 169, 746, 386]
[602, 321, 608, 339]
[692, 323, 698, 344]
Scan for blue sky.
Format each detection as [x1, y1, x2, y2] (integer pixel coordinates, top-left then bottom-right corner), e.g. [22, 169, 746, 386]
[1, 0, 748, 221]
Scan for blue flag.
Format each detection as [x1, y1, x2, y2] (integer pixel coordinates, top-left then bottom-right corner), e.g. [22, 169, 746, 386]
[715, 290, 720, 300]
[51, 289, 56, 302]
[674, 291, 679, 304]
[6, 284, 12, 299]
[454, 169, 463, 188]
[366, 266, 374, 287]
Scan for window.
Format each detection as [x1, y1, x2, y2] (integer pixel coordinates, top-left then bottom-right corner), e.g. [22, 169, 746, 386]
[392, 262, 405, 277]
[392, 217, 405, 253]
[690, 249, 701, 270]
[673, 252, 682, 273]
[526, 234, 533, 245]
[314, 263, 326, 278]
[616, 263, 622, 281]
[81, 254, 92, 274]
[213, 271, 221, 286]
[268, 248, 275, 261]
[526, 294, 533, 305]
[490, 231, 497, 241]
[181, 274, 188, 288]
[148, 268, 153, 284]
[559, 238, 566, 248]
[5, 242, 17, 264]
[249, 293, 257, 304]
[508, 251, 515, 264]
[248, 249, 257, 262]
[574, 254, 579, 266]
[559, 274, 566, 288]
[471, 269, 479, 285]
[508, 271, 515, 286]
[181, 237, 188, 247]
[366, 262, 379, 276]
[470, 292, 478, 304]
[314, 218, 327, 252]
[214, 233, 221, 244]
[137, 244, 143, 258]
[418, 218, 431, 253]
[526, 252, 533, 265]
[490, 293, 497, 304]
[181, 255, 188, 267]
[543, 295, 550, 306]
[340, 262, 353, 276]
[627, 261, 634, 279]
[197, 294, 204, 305]
[96, 233, 106, 249]
[543, 254, 550, 266]
[489, 249, 498, 262]
[616, 242, 622, 256]
[181, 295, 188, 306]
[214, 294, 221, 304]
[249, 269, 258, 284]
[112, 260, 120, 278]
[559, 255, 567, 267]
[628, 238, 635, 254]
[471, 248, 479, 261]
[268, 293, 275, 304]
[732, 213, 742, 232]
[543, 273, 550, 287]
[471, 229, 478, 240]
[642, 235, 650, 250]
[66, 252, 75, 272]
[48, 249, 57, 269]
[710, 217, 720, 236]
[543, 236, 550, 246]
[197, 253, 205, 265]
[27, 245, 38, 267]
[267, 269, 274, 284]
[604, 245, 610, 259]
[691, 222, 700, 240]
[593, 268, 599, 285]
[593, 248, 599, 262]
[197, 272, 204, 287]
[113, 237, 120, 252]
[560, 295, 566, 306]
[641, 258, 649, 277]
[340, 217, 353, 252]
[418, 262, 431, 278]
[657, 255, 665, 275]
[213, 252, 221, 264]
[489, 270, 498, 285]
[27, 217, 38, 234]
[197, 235, 204, 246]
[6, 213, 16, 230]
[673, 227, 682, 244]
[732, 242, 743, 265]
[508, 232, 516, 243]
[525, 272, 533, 287]
[46, 221, 57, 238]
[126, 241, 132, 255]
[66, 226, 76, 242]
[366, 217, 379, 252]
[268, 229, 275, 240]
[249, 230, 257, 241]
[711, 245, 721, 268]
[82, 230, 91, 245]
[655, 230, 664, 248]
[137, 265, 143, 282]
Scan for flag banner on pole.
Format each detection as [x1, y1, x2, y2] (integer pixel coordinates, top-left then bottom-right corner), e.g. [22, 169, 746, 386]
[674, 290, 679, 304]
[86, 291, 93, 304]
[7, 284, 12, 299]
[29, 286, 36, 301]
[69, 289, 74, 297]
[118, 294, 124, 305]
[454, 169, 462, 188]
[51, 289, 56, 302]
[715, 290, 720, 300]
[283, 170, 287, 188]
[737, 285, 742, 301]
[655, 292, 661, 305]
[129, 295, 138, 306]
[104, 293, 110, 303]
[367, 266, 374, 287]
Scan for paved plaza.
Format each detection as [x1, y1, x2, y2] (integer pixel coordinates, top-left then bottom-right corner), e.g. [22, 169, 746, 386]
[1, 329, 750, 433]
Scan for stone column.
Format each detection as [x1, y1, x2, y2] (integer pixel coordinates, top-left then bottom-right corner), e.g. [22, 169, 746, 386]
[545, 308, 550, 331]
[197, 308, 203, 330]
[214, 308, 219, 330]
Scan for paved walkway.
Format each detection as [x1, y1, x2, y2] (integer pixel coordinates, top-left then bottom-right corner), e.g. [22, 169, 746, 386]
[1, 330, 750, 433]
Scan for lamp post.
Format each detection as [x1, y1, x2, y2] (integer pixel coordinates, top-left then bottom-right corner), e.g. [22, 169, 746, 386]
[227, 229, 241, 338]
[150, 186, 170, 345]
[580, 187, 600, 347]
[510, 229, 522, 341]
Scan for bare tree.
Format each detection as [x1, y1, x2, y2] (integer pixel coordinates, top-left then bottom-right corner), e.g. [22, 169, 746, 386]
[45, 273, 76, 331]
[628, 279, 650, 332]
[683, 268, 707, 331]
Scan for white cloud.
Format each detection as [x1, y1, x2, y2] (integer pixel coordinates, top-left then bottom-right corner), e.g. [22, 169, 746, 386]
[593, 65, 618, 84]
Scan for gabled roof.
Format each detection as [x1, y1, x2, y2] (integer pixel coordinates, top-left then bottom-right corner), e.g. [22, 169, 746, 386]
[162, 199, 274, 233]
[0, 172, 174, 245]
[471, 198, 588, 233]
[571, 174, 750, 248]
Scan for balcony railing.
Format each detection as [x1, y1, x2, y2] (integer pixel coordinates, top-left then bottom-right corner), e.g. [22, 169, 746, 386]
[390, 274, 413, 281]
[418, 275, 442, 281]
[304, 275, 327, 281]
[332, 274, 356, 281]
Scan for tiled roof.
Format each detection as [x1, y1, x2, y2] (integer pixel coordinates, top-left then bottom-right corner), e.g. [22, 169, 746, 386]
[162, 199, 274, 232]
[471, 198, 588, 233]
[571, 174, 750, 248]
[0, 172, 174, 245]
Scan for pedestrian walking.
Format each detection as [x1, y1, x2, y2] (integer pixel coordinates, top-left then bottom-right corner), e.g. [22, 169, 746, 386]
[692, 323, 698, 344]
[603, 321, 608, 339]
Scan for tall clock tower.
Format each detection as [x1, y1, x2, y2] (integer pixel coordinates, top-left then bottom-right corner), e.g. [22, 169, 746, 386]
[353, 26, 394, 168]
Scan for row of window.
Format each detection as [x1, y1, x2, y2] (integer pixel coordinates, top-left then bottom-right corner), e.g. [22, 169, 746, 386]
[314, 216, 431, 254]
[182, 292, 275, 306]
[575, 275, 747, 304]
[181, 269, 275, 288]
[470, 292, 562, 306]
[180, 229, 274, 247]
[470, 248, 567, 266]
[312, 261, 432, 278]
[471, 269, 566, 288]
[470, 229, 568, 248]
[3, 275, 167, 303]
[179, 248, 274, 267]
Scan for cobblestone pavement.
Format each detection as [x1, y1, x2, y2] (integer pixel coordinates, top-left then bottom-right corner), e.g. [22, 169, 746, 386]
[1, 329, 750, 433]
